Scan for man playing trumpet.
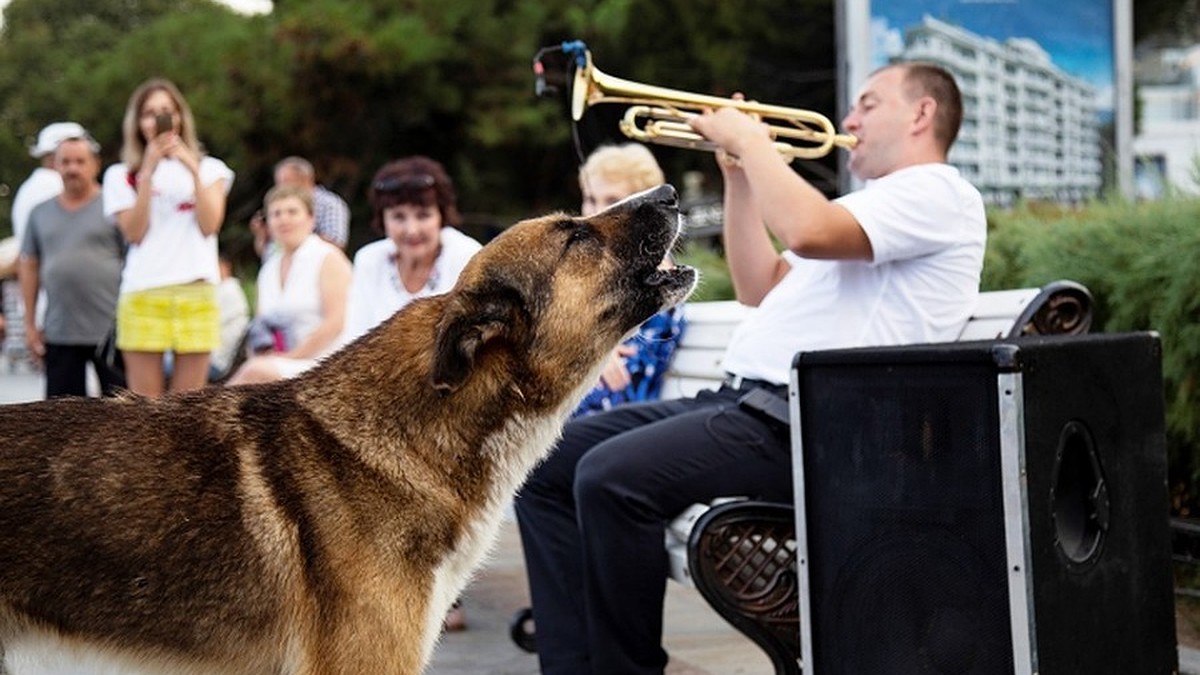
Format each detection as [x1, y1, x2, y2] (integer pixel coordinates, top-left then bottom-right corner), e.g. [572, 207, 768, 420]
[515, 61, 987, 675]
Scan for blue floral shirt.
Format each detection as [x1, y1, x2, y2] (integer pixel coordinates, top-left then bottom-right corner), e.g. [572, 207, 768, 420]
[573, 305, 687, 418]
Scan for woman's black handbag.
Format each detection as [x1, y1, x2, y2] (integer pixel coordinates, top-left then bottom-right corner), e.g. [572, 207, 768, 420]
[95, 325, 124, 378]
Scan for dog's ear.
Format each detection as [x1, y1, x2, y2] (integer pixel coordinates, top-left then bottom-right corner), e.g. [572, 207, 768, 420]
[431, 287, 527, 393]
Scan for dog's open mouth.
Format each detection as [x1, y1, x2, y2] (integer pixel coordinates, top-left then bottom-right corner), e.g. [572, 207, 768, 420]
[644, 265, 695, 288]
[603, 183, 697, 309]
[644, 265, 697, 304]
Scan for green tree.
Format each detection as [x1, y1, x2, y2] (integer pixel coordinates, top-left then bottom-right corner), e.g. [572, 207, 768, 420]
[0, 0, 842, 253]
[0, 0, 241, 235]
[58, 7, 283, 259]
[253, 0, 639, 238]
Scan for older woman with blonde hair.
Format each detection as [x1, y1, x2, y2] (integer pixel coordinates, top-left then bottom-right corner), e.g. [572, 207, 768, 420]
[101, 77, 233, 396]
[227, 185, 351, 385]
[573, 143, 687, 416]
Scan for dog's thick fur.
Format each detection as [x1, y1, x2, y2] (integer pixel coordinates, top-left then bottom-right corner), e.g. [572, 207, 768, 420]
[0, 184, 695, 675]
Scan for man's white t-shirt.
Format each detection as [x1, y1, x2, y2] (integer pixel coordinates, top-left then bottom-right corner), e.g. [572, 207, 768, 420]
[721, 163, 987, 385]
[9, 167, 63, 324]
[102, 156, 234, 293]
[11, 167, 63, 244]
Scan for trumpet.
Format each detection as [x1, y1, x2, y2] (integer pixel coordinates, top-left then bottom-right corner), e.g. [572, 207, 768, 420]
[565, 45, 857, 161]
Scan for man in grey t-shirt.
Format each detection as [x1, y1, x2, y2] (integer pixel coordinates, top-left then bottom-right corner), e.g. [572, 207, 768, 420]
[18, 131, 125, 398]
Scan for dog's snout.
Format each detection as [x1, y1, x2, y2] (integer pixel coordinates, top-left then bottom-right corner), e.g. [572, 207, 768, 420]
[648, 184, 677, 208]
[603, 184, 678, 215]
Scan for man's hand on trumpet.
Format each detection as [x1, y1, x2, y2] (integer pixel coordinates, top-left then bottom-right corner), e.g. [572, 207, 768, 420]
[687, 94, 773, 169]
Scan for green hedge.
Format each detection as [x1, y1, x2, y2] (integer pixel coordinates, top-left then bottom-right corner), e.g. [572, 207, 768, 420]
[987, 197, 1200, 514]
[675, 242, 735, 302]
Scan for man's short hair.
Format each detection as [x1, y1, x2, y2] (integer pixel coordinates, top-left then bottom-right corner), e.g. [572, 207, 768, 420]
[274, 156, 316, 180]
[897, 62, 963, 153]
[55, 133, 102, 157]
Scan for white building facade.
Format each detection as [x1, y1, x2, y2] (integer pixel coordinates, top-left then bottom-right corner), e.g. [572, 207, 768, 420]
[899, 16, 1102, 205]
[1132, 45, 1200, 199]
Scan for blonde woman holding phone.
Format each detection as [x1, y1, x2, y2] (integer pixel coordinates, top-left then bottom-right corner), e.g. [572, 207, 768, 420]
[102, 78, 234, 397]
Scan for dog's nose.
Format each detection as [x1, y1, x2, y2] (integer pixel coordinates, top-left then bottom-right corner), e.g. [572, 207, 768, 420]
[648, 183, 677, 208]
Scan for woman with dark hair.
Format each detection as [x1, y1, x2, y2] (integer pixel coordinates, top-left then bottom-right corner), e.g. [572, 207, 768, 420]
[341, 156, 482, 343]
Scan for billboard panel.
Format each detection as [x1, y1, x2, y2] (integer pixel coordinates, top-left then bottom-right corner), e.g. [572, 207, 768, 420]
[839, 0, 1132, 203]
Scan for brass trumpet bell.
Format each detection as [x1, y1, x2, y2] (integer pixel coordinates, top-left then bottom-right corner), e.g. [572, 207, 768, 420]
[569, 49, 857, 161]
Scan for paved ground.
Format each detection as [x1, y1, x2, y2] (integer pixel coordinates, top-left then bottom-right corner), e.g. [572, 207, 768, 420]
[426, 518, 771, 675]
[3, 365, 1200, 674]
[0, 359, 41, 404]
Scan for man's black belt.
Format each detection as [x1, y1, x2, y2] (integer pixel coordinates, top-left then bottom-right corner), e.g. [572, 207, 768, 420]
[723, 374, 787, 398]
[724, 374, 790, 429]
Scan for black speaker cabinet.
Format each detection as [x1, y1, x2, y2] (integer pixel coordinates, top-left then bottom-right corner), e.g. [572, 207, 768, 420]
[788, 333, 1176, 675]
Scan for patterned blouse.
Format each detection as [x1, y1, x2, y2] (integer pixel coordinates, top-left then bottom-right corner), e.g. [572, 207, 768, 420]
[572, 305, 687, 417]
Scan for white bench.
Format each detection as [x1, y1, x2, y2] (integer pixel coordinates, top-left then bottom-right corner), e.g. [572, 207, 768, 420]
[663, 280, 1095, 587]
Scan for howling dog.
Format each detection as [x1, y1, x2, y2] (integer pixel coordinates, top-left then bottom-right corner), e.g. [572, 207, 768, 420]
[0, 184, 696, 675]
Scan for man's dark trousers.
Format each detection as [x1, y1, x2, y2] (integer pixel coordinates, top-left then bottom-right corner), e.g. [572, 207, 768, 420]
[515, 385, 793, 675]
[44, 343, 124, 398]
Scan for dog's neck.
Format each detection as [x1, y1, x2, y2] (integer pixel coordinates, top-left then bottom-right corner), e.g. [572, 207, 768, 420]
[290, 298, 603, 505]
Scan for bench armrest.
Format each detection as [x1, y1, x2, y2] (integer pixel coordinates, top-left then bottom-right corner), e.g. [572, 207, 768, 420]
[1009, 279, 1093, 338]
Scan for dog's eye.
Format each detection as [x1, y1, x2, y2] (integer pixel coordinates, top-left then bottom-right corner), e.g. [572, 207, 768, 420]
[557, 220, 595, 249]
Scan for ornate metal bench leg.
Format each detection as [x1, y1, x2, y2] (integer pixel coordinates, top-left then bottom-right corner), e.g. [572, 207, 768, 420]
[688, 500, 802, 675]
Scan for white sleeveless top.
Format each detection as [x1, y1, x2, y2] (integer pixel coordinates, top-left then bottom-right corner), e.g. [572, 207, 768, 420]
[255, 234, 339, 360]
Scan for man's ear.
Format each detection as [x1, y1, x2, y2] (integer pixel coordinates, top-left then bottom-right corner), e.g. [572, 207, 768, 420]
[912, 96, 937, 135]
[431, 288, 526, 392]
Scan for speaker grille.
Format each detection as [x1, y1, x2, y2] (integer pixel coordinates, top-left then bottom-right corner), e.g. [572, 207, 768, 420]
[829, 530, 1010, 674]
[800, 362, 1014, 674]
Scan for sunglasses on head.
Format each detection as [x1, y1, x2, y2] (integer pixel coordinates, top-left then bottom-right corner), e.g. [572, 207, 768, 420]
[373, 174, 436, 192]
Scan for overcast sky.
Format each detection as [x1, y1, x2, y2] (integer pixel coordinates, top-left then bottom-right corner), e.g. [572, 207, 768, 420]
[0, 0, 272, 27]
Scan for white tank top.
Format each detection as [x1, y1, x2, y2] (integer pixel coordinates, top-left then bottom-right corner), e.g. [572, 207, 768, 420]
[256, 234, 338, 358]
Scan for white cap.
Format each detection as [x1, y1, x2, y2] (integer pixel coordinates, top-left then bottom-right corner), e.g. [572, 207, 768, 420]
[30, 121, 90, 158]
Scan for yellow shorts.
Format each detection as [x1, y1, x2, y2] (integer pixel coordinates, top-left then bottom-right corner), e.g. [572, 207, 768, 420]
[117, 283, 219, 353]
